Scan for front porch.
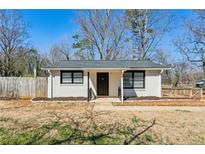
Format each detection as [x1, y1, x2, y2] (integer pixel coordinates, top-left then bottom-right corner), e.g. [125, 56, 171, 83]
[87, 70, 125, 102]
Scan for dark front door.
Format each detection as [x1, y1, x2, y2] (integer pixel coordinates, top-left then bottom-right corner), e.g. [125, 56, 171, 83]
[97, 73, 109, 96]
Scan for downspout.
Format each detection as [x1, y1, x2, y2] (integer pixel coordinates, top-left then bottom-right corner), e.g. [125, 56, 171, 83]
[159, 69, 164, 97]
[87, 72, 90, 102]
[48, 70, 53, 98]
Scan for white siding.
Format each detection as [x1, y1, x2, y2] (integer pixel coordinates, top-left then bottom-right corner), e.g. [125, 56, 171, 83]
[48, 69, 161, 98]
[124, 70, 161, 97]
[48, 70, 88, 98]
[109, 71, 121, 96]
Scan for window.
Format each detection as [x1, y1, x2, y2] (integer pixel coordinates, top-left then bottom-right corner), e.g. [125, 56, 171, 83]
[123, 71, 145, 89]
[123, 72, 133, 88]
[61, 71, 83, 84]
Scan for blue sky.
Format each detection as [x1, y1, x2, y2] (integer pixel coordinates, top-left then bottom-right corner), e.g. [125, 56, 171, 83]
[22, 9, 78, 54]
[21, 9, 193, 58]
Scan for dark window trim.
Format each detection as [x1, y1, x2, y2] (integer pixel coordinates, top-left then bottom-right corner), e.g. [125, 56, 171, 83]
[123, 70, 145, 89]
[60, 70, 83, 84]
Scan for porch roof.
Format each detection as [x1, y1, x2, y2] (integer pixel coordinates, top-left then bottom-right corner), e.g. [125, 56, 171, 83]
[42, 60, 170, 70]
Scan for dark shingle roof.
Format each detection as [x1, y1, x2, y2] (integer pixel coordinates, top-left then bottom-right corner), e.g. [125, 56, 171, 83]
[43, 60, 169, 69]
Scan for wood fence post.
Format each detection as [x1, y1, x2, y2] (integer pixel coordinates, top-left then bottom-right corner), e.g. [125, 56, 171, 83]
[174, 89, 177, 97]
[34, 78, 36, 98]
[189, 89, 192, 98]
[201, 88, 203, 100]
[161, 88, 162, 97]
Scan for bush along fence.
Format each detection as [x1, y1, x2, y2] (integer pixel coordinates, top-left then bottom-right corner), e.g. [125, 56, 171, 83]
[0, 77, 48, 98]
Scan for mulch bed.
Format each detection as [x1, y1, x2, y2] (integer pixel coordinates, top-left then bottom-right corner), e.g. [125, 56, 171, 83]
[32, 97, 87, 102]
[124, 96, 200, 101]
[0, 97, 20, 100]
[112, 96, 205, 106]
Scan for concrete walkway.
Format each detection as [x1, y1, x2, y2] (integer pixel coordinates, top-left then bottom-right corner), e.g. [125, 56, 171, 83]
[93, 103, 205, 111]
[90, 98, 121, 103]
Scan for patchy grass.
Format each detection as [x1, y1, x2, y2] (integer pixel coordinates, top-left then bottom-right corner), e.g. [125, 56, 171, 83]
[0, 101, 155, 145]
[0, 119, 154, 145]
[1, 101, 205, 144]
[175, 109, 191, 112]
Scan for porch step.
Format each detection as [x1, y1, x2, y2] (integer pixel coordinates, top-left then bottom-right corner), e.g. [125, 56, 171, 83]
[95, 102, 113, 106]
[91, 98, 121, 103]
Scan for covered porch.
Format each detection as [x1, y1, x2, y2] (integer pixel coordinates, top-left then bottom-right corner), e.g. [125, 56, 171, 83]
[87, 69, 125, 102]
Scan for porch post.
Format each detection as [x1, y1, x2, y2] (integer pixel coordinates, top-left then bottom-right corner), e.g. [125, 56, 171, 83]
[121, 70, 124, 102]
[87, 71, 90, 102]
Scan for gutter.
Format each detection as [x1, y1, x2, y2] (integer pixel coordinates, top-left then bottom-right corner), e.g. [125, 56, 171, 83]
[41, 67, 171, 71]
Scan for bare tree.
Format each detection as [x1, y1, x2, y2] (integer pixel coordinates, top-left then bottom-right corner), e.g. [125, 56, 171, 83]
[174, 10, 205, 78]
[0, 10, 30, 76]
[153, 49, 196, 87]
[50, 37, 71, 64]
[153, 49, 172, 84]
[73, 10, 128, 60]
[126, 10, 174, 60]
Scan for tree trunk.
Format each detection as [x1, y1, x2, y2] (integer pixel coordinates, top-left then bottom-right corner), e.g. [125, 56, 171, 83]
[203, 61, 205, 79]
[105, 49, 109, 60]
[141, 9, 147, 60]
[99, 43, 103, 60]
[132, 34, 135, 60]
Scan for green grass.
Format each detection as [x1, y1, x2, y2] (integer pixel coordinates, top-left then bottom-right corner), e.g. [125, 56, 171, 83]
[0, 122, 81, 145]
[0, 120, 154, 145]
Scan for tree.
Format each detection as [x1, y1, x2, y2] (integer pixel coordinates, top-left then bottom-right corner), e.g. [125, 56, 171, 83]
[153, 49, 195, 87]
[7, 47, 48, 77]
[50, 37, 71, 64]
[73, 10, 128, 60]
[171, 61, 194, 87]
[126, 10, 174, 60]
[22, 48, 48, 77]
[174, 10, 205, 78]
[153, 49, 172, 84]
[0, 10, 30, 76]
[72, 34, 95, 60]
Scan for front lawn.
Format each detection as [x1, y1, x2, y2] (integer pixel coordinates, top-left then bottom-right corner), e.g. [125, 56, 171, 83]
[1, 101, 205, 144]
[0, 101, 155, 145]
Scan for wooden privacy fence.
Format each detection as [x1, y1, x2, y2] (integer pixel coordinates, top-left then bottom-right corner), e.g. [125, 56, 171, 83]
[0, 77, 48, 98]
[161, 87, 203, 99]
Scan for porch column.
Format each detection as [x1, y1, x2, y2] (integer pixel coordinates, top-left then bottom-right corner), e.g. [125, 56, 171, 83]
[87, 71, 90, 102]
[121, 70, 124, 102]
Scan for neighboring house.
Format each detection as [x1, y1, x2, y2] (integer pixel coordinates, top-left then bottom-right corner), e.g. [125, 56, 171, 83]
[42, 60, 170, 102]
